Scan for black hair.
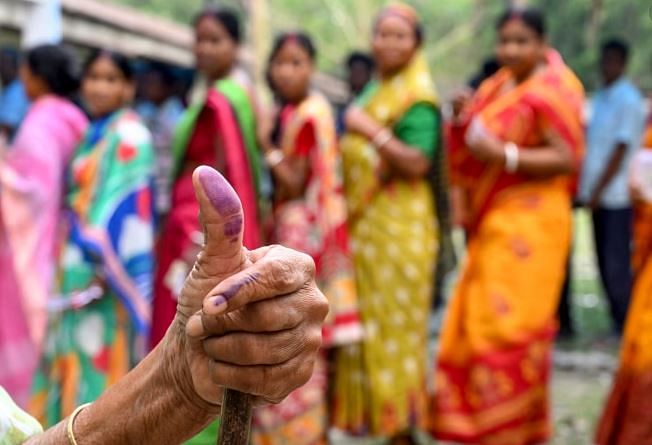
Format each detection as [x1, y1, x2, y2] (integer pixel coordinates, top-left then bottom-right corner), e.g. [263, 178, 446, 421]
[268, 31, 317, 63]
[346, 51, 375, 71]
[194, 7, 241, 43]
[83, 50, 134, 80]
[602, 38, 630, 63]
[25, 44, 80, 98]
[496, 7, 546, 38]
[468, 57, 501, 89]
[146, 63, 177, 86]
[0, 47, 19, 67]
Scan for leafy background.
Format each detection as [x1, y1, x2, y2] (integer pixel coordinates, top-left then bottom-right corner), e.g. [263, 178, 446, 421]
[110, 0, 652, 95]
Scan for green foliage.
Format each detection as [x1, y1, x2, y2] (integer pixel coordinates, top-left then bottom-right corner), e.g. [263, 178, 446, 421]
[109, 0, 652, 95]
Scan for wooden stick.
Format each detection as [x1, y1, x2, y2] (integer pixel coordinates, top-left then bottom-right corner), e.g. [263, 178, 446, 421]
[217, 389, 253, 445]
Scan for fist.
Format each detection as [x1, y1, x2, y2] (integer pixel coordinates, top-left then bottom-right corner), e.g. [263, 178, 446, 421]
[169, 166, 329, 408]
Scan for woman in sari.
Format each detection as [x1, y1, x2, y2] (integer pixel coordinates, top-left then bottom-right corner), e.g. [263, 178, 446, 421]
[151, 7, 264, 349]
[30, 51, 155, 426]
[0, 45, 88, 407]
[252, 32, 361, 445]
[596, 115, 652, 445]
[430, 8, 584, 445]
[332, 3, 441, 442]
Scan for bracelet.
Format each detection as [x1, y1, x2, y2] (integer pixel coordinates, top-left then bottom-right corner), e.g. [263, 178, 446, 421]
[371, 128, 393, 149]
[265, 149, 285, 168]
[67, 403, 92, 445]
[504, 142, 519, 173]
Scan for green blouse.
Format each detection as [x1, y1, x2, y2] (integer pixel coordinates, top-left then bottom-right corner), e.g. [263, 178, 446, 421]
[393, 102, 439, 160]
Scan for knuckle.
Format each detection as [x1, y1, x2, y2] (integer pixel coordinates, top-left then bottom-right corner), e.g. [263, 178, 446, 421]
[297, 251, 316, 277]
[281, 304, 302, 330]
[305, 328, 323, 353]
[307, 287, 330, 321]
[295, 357, 315, 388]
[272, 260, 297, 290]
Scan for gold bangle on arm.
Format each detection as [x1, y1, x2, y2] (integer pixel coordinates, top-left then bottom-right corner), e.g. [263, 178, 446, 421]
[371, 128, 393, 150]
[67, 403, 92, 445]
[504, 142, 519, 173]
[265, 149, 285, 168]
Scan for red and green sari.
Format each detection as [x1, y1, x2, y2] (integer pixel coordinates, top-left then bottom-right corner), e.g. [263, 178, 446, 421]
[150, 77, 264, 348]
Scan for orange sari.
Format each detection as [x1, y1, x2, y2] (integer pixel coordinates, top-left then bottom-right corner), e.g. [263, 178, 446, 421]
[631, 121, 652, 275]
[431, 51, 584, 445]
[596, 119, 652, 445]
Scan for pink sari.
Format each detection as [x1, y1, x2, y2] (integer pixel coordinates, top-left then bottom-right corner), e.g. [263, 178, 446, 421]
[0, 95, 87, 406]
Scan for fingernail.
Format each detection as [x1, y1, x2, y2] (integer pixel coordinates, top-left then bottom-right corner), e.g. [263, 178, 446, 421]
[208, 295, 227, 314]
[197, 167, 241, 216]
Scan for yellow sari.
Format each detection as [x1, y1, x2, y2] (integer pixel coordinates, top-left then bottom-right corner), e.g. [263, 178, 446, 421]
[596, 120, 652, 445]
[431, 51, 584, 445]
[332, 53, 439, 436]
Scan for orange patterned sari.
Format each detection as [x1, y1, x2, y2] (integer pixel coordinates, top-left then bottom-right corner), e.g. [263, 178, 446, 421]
[596, 118, 652, 445]
[431, 51, 584, 445]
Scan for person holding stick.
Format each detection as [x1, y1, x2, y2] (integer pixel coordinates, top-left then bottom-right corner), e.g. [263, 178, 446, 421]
[0, 166, 328, 445]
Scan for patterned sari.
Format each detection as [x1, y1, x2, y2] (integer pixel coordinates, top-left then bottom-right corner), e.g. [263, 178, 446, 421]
[251, 92, 361, 445]
[596, 119, 652, 445]
[30, 110, 155, 427]
[0, 96, 87, 407]
[151, 77, 263, 349]
[332, 53, 439, 437]
[431, 51, 584, 445]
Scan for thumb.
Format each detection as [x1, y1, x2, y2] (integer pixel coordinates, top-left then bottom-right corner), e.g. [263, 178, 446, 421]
[192, 165, 246, 273]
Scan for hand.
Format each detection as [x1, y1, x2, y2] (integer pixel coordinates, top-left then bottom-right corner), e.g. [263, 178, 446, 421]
[257, 107, 276, 153]
[588, 191, 602, 211]
[630, 178, 645, 203]
[345, 106, 379, 138]
[167, 166, 328, 408]
[451, 88, 472, 121]
[465, 117, 505, 163]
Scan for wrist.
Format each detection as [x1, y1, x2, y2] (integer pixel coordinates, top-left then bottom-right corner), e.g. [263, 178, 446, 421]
[504, 142, 519, 172]
[265, 149, 285, 168]
[371, 127, 393, 150]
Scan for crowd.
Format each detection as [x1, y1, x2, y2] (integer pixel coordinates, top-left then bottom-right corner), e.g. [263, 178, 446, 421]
[0, 2, 651, 445]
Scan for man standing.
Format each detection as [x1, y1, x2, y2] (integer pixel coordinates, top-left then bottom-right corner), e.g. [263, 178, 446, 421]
[579, 39, 646, 334]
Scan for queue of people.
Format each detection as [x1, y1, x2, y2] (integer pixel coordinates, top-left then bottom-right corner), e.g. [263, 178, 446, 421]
[1, 2, 651, 445]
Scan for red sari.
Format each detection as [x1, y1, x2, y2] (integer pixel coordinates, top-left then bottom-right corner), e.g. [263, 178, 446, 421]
[150, 85, 261, 348]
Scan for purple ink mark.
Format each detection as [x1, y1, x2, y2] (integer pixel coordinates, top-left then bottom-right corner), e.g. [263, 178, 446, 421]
[212, 295, 227, 307]
[197, 166, 241, 216]
[224, 215, 243, 238]
[218, 273, 260, 302]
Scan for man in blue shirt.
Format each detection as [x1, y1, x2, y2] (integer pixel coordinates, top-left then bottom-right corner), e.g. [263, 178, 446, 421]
[579, 39, 646, 334]
[0, 48, 30, 142]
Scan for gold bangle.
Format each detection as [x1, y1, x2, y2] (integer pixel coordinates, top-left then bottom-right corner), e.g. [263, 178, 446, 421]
[371, 128, 393, 150]
[265, 149, 285, 168]
[67, 403, 91, 445]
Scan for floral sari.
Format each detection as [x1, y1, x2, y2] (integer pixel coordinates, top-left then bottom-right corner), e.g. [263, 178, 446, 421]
[30, 110, 155, 427]
[251, 92, 361, 445]
[596, 118, 652, 445]
[333, 52, 439, 437]
[431, 50, 585, 445]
